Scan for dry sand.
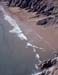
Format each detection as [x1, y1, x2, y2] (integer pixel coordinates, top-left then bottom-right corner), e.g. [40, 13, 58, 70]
[9, 7, 58, 51]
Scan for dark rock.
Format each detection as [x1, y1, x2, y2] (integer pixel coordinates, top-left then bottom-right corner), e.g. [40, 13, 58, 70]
[41, 60, 48, 70]
[7, 0, 12, 6]
[47, 59, 53, 67]
[51, 59, 57, 65]
[39, 4, 47, 13]
[43, 6, 54, 16]
[37, 19, 48, 25]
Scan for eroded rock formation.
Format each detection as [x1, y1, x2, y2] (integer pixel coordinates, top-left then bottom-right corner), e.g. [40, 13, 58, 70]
[7, 0, 58, 26]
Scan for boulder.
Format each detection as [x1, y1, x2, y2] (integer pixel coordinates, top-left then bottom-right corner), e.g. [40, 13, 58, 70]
[37, 18, 48, 25]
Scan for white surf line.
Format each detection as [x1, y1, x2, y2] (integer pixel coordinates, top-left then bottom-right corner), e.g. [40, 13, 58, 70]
[35, 52, 41, 70]
[26, 42, 45, 51]
[39, 47, 44, 50]
[26, 42, 38, 49]
[35, 64, 39, 70]
[1, 6, 45, 50]
[5, 16, 28, 41]
[1, 6, 42, 71]
[33, 48, 37, 53]
[35, 53, 41, 64]
[1, 5, 41, 51]
[26, 42, 42, 70]
[35, 53, 40, 59]
[1, 5, 41, 50]
[26, 43, 41, 61]
[1, 6, 28, 41]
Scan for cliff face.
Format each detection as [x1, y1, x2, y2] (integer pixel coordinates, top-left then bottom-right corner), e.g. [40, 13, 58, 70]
[7, 0, 58, 14]
[7, 0, 58, 26]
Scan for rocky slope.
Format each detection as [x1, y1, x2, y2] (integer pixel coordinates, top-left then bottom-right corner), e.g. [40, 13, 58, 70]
[6, 0, 58, 26]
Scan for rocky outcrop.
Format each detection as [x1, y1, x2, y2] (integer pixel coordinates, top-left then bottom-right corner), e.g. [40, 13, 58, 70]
[7, 0, 58, 26]
[33, 53, 58, 75]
